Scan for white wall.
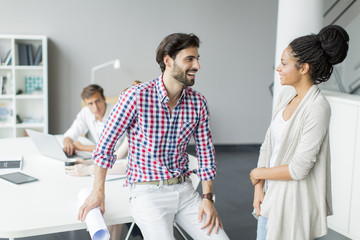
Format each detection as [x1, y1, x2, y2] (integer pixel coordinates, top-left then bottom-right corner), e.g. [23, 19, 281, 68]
[0, 0, 278, 144]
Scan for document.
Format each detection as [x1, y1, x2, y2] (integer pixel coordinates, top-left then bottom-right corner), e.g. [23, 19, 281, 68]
[91, 159, 127, 181]
[78, 188, 110, 240]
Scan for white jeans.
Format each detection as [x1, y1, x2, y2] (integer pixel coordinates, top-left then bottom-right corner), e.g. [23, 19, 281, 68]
[130, 178, 230, 240]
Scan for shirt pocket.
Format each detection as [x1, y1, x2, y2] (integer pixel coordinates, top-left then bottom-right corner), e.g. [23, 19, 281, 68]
[178, 121, 197, 145]
[135, 132, 154, 157]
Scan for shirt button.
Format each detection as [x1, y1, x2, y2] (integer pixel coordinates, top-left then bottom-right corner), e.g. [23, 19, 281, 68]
[168, 140, 171, 143]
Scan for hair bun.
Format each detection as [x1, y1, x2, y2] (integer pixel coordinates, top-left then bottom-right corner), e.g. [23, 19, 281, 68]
[317, 25, 349, 65]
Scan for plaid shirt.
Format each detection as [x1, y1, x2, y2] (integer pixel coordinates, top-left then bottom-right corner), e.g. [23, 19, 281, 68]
[93, 75, 216, 185]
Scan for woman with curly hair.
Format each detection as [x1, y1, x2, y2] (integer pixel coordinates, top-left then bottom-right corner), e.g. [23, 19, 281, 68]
[250, 25, 349, 240]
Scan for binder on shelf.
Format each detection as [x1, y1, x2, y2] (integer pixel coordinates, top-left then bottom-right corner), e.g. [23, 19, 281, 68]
[18, 43, 28, 66]
[34, 45, 42, 66]
[27, 45, 34, 66]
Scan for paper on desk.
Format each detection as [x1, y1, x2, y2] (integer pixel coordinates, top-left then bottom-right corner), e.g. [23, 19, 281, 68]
[91, 159, 127, 181]
[78, 188, 110, 240]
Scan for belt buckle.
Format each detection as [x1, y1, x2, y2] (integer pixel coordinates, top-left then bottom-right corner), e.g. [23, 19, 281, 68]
[178, 175, 185, 184]
[164, 175, 185, 185]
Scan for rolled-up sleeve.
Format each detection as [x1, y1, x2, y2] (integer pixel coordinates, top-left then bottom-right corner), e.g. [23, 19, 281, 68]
[289, 104, 330, 180]
[93, 88, 137, 169]
[193, 96, 216, 181]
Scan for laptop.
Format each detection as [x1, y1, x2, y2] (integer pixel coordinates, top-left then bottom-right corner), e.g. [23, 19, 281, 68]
[0, 155, 23, 175]
[26, 129, 92, 161]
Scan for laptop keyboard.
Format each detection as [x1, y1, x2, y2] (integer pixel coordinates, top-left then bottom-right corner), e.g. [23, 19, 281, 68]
[65, 151, 92, 159]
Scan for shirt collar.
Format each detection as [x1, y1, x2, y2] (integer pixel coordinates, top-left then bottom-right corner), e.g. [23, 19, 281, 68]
[156, 75, 168, 103]
[156, 74, 188, 104]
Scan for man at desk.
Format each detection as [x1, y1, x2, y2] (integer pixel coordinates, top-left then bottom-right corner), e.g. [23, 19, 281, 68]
[79, 33, 229, 239]
[63, 84, 112, 156]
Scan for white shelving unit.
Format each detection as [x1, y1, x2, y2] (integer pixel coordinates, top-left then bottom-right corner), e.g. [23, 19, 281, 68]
[323, 91, 360, 240]
[0, 35, 48, 138]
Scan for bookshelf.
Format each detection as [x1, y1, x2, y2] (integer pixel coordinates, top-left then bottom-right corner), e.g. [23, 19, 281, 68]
[0, 35, 48, 138]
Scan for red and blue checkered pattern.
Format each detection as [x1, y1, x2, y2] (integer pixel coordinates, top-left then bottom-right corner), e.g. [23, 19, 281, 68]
[93, 75, 216, 185]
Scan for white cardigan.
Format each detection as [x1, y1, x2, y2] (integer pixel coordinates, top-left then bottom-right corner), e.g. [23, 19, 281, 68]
[257, 85, 332, 240]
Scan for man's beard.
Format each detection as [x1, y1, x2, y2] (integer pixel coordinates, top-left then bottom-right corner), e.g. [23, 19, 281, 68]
[171, 62, 196, 87]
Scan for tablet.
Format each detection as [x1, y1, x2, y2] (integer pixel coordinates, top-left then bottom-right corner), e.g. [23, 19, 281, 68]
[0, 172, 38, 185]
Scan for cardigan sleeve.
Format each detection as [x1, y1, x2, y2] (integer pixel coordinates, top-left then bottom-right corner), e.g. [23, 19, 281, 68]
[288, 100, 331, 180]
[257, 126, 271, 168]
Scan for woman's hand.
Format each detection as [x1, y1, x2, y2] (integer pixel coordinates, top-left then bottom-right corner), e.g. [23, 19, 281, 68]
[253, 183, 264, 216]
[65, 164, 92, 176]
[75, 158, 94, 166]
[250, 168, 260, 186]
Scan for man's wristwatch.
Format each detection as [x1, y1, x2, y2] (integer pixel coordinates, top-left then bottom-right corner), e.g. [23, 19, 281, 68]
[202, 193, 216, 203]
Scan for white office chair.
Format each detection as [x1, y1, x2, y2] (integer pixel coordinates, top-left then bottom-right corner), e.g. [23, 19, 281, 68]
[124, 155, 200, 240]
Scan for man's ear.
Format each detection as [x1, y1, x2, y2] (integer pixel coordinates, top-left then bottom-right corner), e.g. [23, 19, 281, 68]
[164, 55, 173, 69]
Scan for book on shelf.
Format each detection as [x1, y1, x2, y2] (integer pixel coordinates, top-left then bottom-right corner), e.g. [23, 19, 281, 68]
[0, 102, 12, 123]
[5, 55, 12, 66]
[19, 43, 40, 66]
[0, 76, 11, 95]
[2, 49, 12, 66]
[1, 76, 7, 94]
[18, 43, 28, 65]
[27, 45, 34, 65]
[0, 76, 2, 95]
[34, 45, 42, 66]
[2, 77, 7, 94]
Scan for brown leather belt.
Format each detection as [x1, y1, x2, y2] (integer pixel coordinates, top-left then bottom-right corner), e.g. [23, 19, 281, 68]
[134, 175, 186, 185]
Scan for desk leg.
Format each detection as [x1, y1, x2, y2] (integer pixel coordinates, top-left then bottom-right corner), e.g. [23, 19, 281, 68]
[9, 238, 14, 240]
[125, 222, 135, 240]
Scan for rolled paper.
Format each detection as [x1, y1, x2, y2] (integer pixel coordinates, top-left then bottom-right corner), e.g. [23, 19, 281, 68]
[78, 188, 110, 240]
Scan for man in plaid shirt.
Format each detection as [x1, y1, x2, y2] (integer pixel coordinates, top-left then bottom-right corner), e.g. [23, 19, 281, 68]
[79, 33, 229, 239]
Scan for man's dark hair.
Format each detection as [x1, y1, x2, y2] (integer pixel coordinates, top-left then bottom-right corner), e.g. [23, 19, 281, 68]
[81, 84, 105, 100]
[156, 33, 200, 72]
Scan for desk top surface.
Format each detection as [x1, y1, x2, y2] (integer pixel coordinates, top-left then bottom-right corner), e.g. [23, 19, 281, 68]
[0, 137, 132, 238]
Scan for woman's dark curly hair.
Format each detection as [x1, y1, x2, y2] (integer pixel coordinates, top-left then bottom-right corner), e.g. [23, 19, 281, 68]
[289, 25, 349, 84]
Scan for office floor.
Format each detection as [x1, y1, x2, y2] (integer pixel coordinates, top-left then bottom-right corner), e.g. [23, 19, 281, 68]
[3, 145, 350, 240]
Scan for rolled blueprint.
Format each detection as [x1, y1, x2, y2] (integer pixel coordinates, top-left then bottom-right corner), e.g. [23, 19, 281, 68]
[78, 188, 110, 240]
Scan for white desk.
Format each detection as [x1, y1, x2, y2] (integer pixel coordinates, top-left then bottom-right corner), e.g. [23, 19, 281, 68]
[0, 137, 132, 239]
